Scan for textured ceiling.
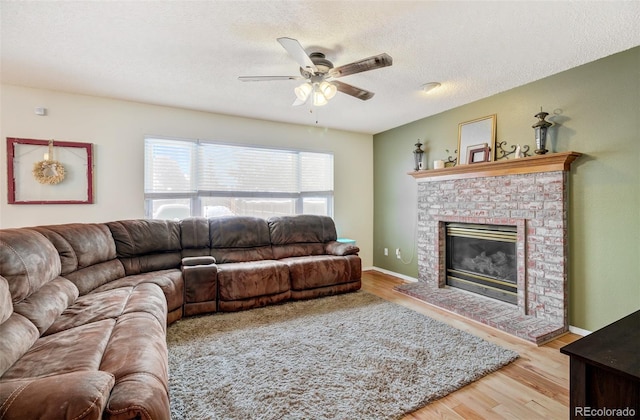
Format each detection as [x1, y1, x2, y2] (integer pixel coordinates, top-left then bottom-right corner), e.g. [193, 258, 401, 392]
[2, 1, 639, 134]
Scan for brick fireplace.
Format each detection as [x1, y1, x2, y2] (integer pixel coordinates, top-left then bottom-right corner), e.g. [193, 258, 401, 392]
[396, 152, 581, 344]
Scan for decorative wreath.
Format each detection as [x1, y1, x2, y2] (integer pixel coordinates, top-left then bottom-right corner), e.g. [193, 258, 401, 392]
[33, 159, 66, 185]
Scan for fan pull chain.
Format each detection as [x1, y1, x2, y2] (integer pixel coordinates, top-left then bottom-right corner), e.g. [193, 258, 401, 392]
[310, 106, 319, 125]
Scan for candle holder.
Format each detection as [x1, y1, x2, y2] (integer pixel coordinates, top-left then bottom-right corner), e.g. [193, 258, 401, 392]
[413, 141, 424, 171]
[532, 109, 552, 155]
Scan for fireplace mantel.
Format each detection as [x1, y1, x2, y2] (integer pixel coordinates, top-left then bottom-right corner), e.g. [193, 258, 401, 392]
[408, 151, 582, 181]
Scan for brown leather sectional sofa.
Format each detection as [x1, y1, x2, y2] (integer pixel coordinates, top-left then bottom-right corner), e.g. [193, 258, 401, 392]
[0, 215, 361, 420]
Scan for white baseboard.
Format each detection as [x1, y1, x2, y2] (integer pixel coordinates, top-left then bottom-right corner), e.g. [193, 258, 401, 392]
[568, 325, 591, 336]
[365, 266, 592, 337]
[365, 266, 418, 283]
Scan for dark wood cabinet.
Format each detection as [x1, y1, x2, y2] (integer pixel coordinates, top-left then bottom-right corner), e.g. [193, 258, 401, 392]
[560, 310, 640, 419]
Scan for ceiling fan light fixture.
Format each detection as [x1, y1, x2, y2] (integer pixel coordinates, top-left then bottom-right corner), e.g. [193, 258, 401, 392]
[319, 81, 337, 100]
[295, 82, 313, 101]
[313, 90, 329, 106]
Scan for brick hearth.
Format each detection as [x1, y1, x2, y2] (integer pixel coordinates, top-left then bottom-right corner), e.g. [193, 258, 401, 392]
[398, 153, 581, 345]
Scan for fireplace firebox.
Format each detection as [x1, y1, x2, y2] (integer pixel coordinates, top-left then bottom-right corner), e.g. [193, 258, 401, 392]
[446, 223, 517, 305]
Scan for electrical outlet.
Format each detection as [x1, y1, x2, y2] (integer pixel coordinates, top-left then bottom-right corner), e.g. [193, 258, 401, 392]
[384, 248, 388, 256]
[396, 248, 401, 259]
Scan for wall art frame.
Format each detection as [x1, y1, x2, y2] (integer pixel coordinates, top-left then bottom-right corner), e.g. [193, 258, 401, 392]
[7, 137, 94, 204]
[457, 114, 496, 165]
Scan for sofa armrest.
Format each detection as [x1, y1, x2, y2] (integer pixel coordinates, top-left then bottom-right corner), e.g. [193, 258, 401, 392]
[0, 371, 114, 420]
[325, 241, 360, 256]
[181, 258, 218, 316]
[182, 255, 216, 266]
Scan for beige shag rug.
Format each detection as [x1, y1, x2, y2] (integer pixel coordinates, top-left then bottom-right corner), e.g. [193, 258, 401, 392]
[167, 291, 518, 419]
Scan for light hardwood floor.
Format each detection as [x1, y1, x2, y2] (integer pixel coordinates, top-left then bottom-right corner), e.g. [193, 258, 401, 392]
[361, 269, 581, 420]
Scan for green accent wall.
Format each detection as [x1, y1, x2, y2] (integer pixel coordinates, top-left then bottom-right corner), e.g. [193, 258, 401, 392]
[373, 47, 640, 332]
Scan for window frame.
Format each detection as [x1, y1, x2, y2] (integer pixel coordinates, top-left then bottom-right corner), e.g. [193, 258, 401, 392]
[144, 137, 334, 219]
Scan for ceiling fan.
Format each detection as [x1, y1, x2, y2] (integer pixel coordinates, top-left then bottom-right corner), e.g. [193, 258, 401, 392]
[239, 37, 392, 106]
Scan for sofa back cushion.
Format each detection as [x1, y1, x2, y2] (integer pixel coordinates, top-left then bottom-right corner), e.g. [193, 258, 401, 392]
[0, 275, 23, 377]
[0, 311, 39, 377]
[31, 224, 116, 274]
[268, 215, 338, 259]
[0, 229, 69, 376]
[0, 276, 11, 325]
[0, 228, 62, 303]
[180, 217, 211, 258]
[13, 276, 79, 336]
[32, 223, 125, 296]
[107, 219, 182, 275]
[209, 216, 274, 263]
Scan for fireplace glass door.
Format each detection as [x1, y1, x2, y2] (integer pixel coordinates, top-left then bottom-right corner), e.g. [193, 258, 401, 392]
[446, 223, 517, 304]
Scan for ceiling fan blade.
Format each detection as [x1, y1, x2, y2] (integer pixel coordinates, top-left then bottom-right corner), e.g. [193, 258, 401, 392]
[328, 53, 392, 78]
[238, 75, 304, 82]
[277, 37, 318, 73]
[332, 80, 375, 101]
[292, 97, 308, 107]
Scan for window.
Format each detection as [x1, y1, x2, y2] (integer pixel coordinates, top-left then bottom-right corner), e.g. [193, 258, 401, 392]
[144, 137, 333, 220]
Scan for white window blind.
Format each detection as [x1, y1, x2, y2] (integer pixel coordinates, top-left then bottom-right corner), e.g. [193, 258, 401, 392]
[144, 137, 334, 219]
[144, 138, 195, 193]
[198, 143, 299, 192]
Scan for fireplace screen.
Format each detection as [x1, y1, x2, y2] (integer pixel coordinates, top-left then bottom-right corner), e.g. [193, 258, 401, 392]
[446, 223, 517, 305]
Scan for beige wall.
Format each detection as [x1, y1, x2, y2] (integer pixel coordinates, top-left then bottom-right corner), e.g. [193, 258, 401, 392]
[374, 47, 640, 332]
[0, 85, 374, 267]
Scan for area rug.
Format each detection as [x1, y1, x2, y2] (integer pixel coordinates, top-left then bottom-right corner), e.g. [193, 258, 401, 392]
[167, 291, 518, 419]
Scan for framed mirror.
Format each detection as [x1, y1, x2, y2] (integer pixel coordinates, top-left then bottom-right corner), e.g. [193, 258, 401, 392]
[457, 114, 496, 165]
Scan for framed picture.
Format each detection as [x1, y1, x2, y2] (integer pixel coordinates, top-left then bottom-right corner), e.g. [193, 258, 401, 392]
[457, 114, 496, 165]
[7, 137, 94, 204]
[468, 144, 491, 164]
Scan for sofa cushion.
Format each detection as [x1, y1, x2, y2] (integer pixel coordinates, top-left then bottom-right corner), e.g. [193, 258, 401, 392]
[180, 217, 210, 256]
[217, 260, 289, 301]
[108, 220, 181, 257]
[0, 276, 12, 324]
[31, 224, 117, 275]
[119, 283, 168, 329]
[100, 311, 170, 420]
[2, 318, 115, 380]
[0, 228, 61, 303]
[268, 215, 338, 244]
[32, 224, 126, 296]
[45, 283, 168, 336]
[0, 371, 115, 420]
[268, 215, 340, 259]
[0, 313, 39, 377]
[44, 288, 132, 336]
[0, 229, 66, 377]
[107, 220, 182, 275]
[64, 260, 127, 296]
[281, 255, 356, 290]
[13, 277, 78, 335]
[91, 269, 183, 315]
[271, 243, 326, 260]
[209, 216, 274, 262]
